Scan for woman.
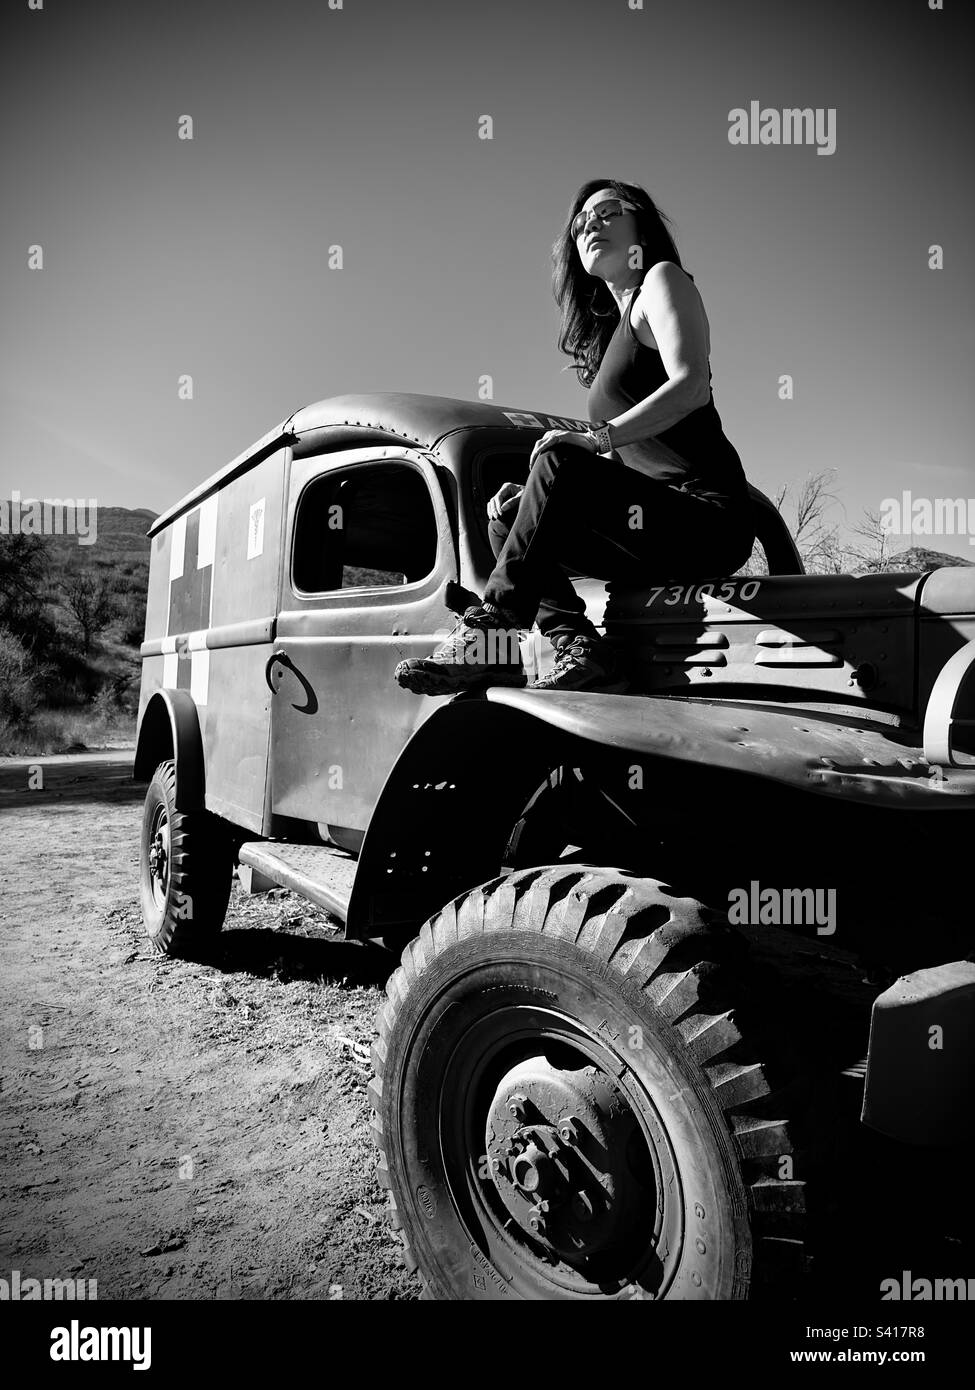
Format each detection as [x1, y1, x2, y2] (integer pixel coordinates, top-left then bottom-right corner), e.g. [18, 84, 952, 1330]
[394, 177, 756, 696]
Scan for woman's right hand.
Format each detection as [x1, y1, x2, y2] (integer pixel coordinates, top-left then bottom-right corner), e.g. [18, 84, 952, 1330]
[487, 481, 524, 521]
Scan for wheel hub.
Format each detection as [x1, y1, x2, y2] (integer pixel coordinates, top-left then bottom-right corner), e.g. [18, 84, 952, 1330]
[148, 817, 169, 897]
[483, 1056, 650, 1259]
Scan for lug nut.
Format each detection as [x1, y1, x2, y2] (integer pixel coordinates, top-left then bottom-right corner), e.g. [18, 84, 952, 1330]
[558, 1116, 580, 1145]
[507, 1094, 528, 1121]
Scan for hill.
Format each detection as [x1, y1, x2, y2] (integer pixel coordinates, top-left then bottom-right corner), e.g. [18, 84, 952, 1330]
[853, 545, 975, 577]
[0, 505, 157, 753]
[890, 545, 974, 571]
[29, 505, 156, 577]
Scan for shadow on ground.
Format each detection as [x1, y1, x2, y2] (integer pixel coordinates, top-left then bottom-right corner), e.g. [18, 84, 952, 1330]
[199, 927, 396, 989]
[0, 754, 141, 809]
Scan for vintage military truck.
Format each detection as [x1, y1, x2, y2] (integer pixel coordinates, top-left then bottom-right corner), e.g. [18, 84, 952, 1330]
[135, 391, 975, 1300]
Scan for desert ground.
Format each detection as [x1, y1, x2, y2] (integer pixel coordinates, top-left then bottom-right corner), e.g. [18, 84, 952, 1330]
[0, 751, 419, 1300]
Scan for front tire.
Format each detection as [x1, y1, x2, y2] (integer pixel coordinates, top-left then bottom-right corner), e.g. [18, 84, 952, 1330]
[370, 866, 811, 1300]
[139, 759, 233, 957]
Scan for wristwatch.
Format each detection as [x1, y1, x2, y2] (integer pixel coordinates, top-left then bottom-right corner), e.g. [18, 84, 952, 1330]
[587, 419, 615, 454]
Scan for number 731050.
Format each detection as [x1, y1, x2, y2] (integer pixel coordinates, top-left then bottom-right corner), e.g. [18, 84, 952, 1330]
[646, 580, 762, 608]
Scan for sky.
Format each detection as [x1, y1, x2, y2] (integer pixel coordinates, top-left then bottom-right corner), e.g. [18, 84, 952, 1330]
[2, 0, 973, 557]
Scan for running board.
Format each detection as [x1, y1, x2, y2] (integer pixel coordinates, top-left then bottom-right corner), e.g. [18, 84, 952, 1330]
[237, 841, 357, 922]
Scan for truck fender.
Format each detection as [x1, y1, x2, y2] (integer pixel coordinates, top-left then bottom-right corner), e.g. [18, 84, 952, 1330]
[345, 695, 572, 940]
[862, 960, 975, 1145]
[479, 688, 975, 806]
[133, 688, 205, 811]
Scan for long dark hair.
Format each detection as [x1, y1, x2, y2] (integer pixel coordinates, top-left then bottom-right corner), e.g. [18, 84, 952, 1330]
[554, 178, 684, 388]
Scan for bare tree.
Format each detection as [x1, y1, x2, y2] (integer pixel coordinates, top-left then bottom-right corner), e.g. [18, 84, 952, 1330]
[846, 509, 893, 574]
[59, 568, 117, 654]
[772, 469, 852, 574]
[761, 471, 925, 577]
[807, 528, 850, 575]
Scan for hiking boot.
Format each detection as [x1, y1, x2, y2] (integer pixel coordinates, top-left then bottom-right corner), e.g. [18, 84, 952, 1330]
[394, 605, 526, 696]
[528, 632, 628, 693]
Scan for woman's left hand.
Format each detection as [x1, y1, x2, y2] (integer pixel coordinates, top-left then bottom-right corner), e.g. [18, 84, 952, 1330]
[528, 429, 598, 467]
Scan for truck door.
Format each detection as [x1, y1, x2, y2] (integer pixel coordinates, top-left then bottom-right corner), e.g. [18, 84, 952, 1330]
[267, 445, 458, 844]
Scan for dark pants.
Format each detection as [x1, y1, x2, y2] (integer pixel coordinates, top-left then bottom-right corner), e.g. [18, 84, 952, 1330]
[483, 441, 756, 639]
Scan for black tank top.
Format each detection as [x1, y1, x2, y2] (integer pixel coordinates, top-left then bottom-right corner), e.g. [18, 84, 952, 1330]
[587, 267, 750, 506]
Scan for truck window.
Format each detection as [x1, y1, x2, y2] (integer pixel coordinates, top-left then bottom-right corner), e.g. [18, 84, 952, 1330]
[292, 462, 439, 594]
[472, 447, 531, 548]
[477, 448, 531, 504]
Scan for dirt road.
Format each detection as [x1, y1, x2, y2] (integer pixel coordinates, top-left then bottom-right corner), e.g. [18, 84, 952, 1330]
[0, 752, 419, 1300]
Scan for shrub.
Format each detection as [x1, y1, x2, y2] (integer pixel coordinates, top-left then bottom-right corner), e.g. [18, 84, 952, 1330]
[0, 625, 45, 726]
[120, 607, 147, 647]
[90, 685, 118, 721]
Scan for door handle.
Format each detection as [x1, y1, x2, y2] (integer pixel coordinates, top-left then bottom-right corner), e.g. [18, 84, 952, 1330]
[265, 649, 289, 692]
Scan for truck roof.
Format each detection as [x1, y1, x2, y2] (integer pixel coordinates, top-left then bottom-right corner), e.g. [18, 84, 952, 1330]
[290, 391, 567, 445]
[148, 392, 572, 537]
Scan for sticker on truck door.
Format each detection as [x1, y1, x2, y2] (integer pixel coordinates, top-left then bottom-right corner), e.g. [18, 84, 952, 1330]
[248, 498, 265, 559]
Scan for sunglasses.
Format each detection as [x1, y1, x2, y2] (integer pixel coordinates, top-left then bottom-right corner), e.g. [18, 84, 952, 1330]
[570, 197, 639, 240]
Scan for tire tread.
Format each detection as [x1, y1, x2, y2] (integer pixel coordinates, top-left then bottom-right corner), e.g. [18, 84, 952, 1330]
[370, 865, 816, 1299]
